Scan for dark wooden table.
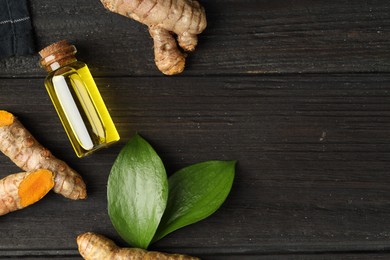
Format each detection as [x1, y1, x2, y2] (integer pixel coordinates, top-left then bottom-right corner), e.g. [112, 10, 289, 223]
[0, 0, 389, 259]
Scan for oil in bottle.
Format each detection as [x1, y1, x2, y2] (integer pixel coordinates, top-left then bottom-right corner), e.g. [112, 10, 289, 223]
[39, 40, 120, 157]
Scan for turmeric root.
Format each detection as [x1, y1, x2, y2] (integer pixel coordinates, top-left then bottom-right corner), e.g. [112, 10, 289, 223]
[0, 169, 54, 216]
[0, 111, 87, 200]
[100, 0, 207, 75]
[77, 232, 200, 260]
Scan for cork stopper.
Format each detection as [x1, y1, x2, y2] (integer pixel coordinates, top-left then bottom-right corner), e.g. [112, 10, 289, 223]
[39, 40, 77, 72]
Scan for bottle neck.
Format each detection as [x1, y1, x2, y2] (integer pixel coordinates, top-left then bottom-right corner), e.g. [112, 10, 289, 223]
[43, 56, 77, 72]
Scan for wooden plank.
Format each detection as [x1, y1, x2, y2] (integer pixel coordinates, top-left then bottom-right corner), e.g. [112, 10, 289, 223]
[1, 252, 390, 260]
[0, 75, 390, 257]
[204, 253, 390, 260]
[0, 0, 389, 77]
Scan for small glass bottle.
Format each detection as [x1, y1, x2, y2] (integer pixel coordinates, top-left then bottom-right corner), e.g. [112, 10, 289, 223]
[39, 40, 120, 157]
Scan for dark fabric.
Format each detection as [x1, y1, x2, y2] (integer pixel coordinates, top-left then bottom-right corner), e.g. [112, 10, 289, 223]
[0, 0, 35, 59]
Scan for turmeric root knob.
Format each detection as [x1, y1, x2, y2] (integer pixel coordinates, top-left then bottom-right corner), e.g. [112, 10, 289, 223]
[0, 110, 87, 200]
[0, 169, 54, 216]
[77, 232, 200, 260]
[100, 0, 207, 75]
[149, 26, 186, 75]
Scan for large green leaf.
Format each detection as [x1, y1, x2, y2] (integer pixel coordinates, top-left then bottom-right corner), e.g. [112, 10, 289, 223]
[153, 160, 236, 242]
[108, 134, 168, 249]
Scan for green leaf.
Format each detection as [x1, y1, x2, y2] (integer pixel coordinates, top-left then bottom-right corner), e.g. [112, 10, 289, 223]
[153, 160, 236, 242]
[107, 134, 168, 249]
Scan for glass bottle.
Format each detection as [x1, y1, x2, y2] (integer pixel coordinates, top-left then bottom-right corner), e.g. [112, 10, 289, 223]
[39, 40, 120, 157]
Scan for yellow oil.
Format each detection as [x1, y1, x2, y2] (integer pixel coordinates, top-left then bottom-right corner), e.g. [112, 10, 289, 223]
[45, 61, 120, 157]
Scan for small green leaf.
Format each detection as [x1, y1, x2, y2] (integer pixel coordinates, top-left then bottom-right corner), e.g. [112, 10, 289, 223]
[108, 134, 168, 249]
[153, 160, 236, 242]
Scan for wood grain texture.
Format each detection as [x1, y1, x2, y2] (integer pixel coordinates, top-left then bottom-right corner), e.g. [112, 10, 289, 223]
[0, 75, 390, 258]
[0, 0, 389, 77]
[201, 253, 390, 260]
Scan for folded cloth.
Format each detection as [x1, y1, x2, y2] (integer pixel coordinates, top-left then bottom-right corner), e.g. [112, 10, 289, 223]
[0, 0, 35, 59]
